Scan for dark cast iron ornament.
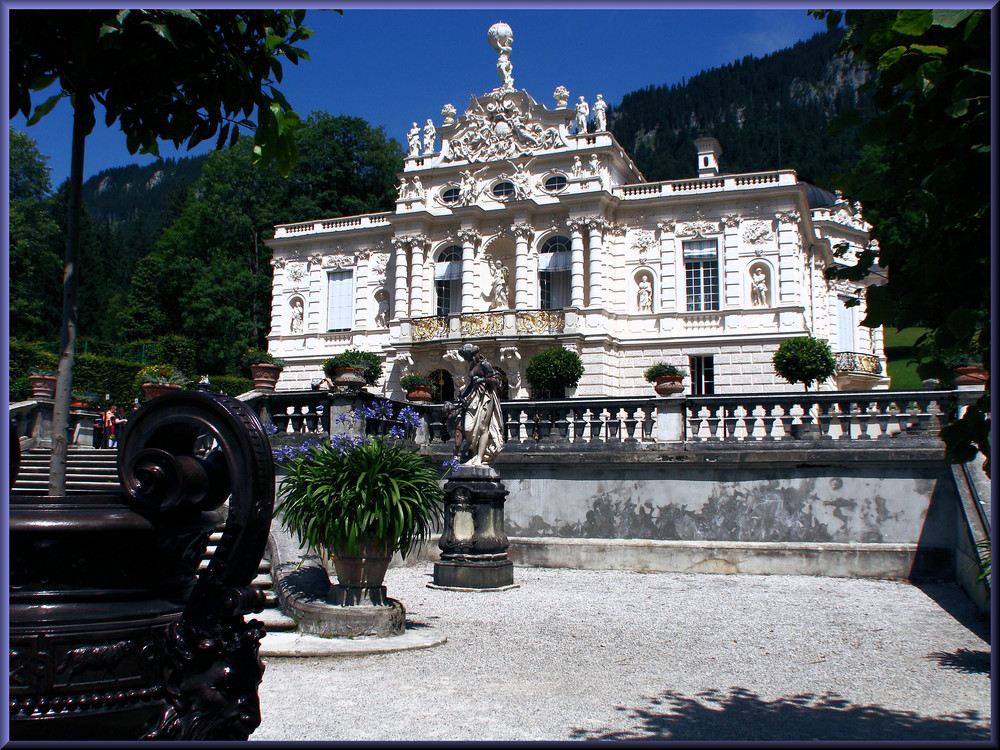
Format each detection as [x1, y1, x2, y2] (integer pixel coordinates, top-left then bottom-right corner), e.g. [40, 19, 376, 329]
[9, 389, 274, 741]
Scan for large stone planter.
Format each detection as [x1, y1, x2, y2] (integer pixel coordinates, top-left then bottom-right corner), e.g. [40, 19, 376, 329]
[332, 366, 366, 390]
[29, 374, 57, 399]
[953, 366, 989, 386]
[249, 363, 283, 391]
[405, 385, 433, 402]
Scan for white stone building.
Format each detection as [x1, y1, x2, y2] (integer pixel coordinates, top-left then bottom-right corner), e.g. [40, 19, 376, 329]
[266, 22, 888, 400]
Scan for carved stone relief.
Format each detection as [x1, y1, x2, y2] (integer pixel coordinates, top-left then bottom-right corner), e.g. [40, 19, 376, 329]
[443, 91, 567, 164]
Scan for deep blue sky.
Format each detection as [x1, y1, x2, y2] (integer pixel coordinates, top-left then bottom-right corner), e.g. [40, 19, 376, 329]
[9, 5, 832, 188]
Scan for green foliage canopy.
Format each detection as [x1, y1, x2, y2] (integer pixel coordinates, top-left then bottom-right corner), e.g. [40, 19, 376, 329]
[772, 337, 837, 391]
[813, 9, 990, 472]
[525, 348, 585, 396]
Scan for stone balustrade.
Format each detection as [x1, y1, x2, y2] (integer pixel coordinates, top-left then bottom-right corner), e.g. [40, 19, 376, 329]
[237, 388, 962, 450]
[272, 211, 393, 238]
[615, 170, 796, 200]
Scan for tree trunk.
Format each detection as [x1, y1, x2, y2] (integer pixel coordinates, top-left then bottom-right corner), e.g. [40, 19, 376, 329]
[48, 107, 86, 495]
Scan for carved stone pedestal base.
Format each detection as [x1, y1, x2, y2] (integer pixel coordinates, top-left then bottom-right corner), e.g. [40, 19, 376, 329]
[431, 464, 515, 590]
[298, 586, 405, 638]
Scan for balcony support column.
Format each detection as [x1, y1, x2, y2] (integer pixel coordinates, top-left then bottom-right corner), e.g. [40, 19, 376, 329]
[511, 223, 534, 311]
[567, 219, 586, 308]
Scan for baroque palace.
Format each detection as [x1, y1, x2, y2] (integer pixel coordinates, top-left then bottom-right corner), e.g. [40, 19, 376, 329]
[266, 22, 888, 400]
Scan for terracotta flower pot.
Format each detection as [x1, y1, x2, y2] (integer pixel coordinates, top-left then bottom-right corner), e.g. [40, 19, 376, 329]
[142, 383, 182, 401]
[323, 538, 392, 589]
[952, 366, 989, 386]
[653, 375, 684, 395]
[405, 385, 433, 402]
[249, 362, 282, 391]
[29, 375, 57, 399]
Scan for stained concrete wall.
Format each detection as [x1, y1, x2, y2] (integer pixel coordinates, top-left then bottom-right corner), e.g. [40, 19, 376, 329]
[482, 442, 961, 580]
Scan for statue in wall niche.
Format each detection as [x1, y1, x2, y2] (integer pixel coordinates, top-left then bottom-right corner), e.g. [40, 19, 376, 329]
[407, 123, 421, 157]
[290, 298, 304, 333]
[489, 260, 510, 310]
[750, 267, 769, 307]
[453, 343, 505, 466]
[374, 289, 389, 328]
[423, 119, 437, 154]
[637, 274, 653, 312]
[593, 94, 607, 131]
[574, 96, 589, 134]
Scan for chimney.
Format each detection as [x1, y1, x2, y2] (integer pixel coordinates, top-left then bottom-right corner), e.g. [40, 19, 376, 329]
[693, 136, 722, 177]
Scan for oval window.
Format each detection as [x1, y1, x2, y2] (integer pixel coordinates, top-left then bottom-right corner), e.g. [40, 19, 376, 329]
[544, 174, 567, 192]
[492, 181, 515, 199]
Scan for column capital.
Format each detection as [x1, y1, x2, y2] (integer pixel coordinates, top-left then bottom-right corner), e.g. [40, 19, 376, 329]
[508, 222, 533, 239]
[565, 218, 586, 233]
[656, 220, 677, 235]
[584, 217, 608, 232]
[457, 229, 481, 245]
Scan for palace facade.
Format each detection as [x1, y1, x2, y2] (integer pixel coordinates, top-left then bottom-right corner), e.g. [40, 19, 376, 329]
[266, 23, 888, 400]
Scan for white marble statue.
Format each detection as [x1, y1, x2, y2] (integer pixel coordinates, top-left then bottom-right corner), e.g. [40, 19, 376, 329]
[442, 103, 456, 126]
[490, 260, 510, 310]
[290, 297, 304, 333]
[571, 156, 584, 178]
[423, 119, 437, 154]
[593, 94, 607, 131]
[456, 343, 505, 466]
[374, 289, 389, 328]
[589, 153, 601, 175]
[396, 178, 409, 200]
[750, 267, 769, 307]
[574, 96, 589, 134]
[407, 122, 421, 157]
[488, 22, 514, 91]
[637, 274, 653, 312]
[508, 158, 534, 200]
[412, 176, 424, 199]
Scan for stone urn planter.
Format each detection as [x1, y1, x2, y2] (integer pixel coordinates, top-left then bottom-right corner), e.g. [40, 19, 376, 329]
[29, 374, 57, 399]
[249, 362, 283, 391]
[333, 366, 366, 390]
[653, 375, 684, 395]
[141, 383, 183, 401]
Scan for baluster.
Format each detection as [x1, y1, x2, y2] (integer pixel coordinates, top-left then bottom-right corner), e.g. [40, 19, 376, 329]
[758, 403, 776, 441]
[504, 408, 520, 443]
[874, 401, 893, 439]
[533, 409, 549, 441]
[814, 400, 834, 440]
[606, 409, 622, 441]
[572, 409, 588, 443]
[272, 408, 291, 434]
[518, 410, 529, 443]
[303, 406, 318, 433]
[640, 408, 655, 442]
[429, 407, 445, 443]
[288, 407, 305, 435]
[854, 400, 873, 440]
[552, 407, 570, 443]
[705, 405, 722, 441]
[588, 409, 605, 442]
[622, 407, 639, 443]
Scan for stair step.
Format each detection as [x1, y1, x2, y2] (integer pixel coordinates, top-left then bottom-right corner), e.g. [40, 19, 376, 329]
[256, 609, 297, 631]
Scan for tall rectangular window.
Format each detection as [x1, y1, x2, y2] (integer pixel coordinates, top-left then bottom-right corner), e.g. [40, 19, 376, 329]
[539, 270, 570, 310]
[689, 355, 715, 395]
[327, 270, 353, 331]
[837, 296, 857, 352]
[436, 279, 461, 316]
[683, 239, 719, 312]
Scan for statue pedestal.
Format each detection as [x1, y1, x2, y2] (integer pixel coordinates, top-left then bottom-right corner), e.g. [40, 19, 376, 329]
[431, 464, 517, 590]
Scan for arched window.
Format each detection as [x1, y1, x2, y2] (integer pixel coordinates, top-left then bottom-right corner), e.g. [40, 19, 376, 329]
[435, 245, 462, 316]
[428, 369, 455, 402]
[538, 236, 571, 310]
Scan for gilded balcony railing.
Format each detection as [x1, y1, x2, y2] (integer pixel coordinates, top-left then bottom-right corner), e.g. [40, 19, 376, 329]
[410, 309, 565, 342]
[835, 351, 884, 376]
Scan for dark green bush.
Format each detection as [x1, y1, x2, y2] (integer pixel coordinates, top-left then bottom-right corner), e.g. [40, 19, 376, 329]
[206, 375, 254, 397]
[9, 339, 59, 401]
[74, 353, 147, 407]
[772, 337, 837, 391]
[525, 347, 584, 397]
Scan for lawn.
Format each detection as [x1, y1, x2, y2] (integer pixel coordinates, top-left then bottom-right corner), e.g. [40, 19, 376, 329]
[883, 327, 930, 390]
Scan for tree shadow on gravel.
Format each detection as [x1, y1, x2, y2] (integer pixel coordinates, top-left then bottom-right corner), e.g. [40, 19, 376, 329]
[569, 687, 990, 741]
[926, 648, 991, 675]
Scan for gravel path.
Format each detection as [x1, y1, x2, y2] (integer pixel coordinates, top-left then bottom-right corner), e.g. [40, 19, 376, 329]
[252, 564, 991, 742]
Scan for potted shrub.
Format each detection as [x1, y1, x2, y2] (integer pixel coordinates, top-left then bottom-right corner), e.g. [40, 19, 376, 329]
[644, 363, 686, 395]
[135, 364, 189, 401]
[525, 347, 584, 399]
[242, 348, 287, 391]
[399, 373, 433, 401]
[70, 390, 97, 409]
[946, 353, 989, 386]
[323, 349, 383, 390]
[28, 369, 57, 399]
[772, 337, 836, 392]
[274, 406, 444, 593]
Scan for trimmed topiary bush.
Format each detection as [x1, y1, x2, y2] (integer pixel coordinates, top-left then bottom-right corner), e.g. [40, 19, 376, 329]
[772, 337, 837, 391]
[323, 349, 383, 387]
[525, 347, 584, 398]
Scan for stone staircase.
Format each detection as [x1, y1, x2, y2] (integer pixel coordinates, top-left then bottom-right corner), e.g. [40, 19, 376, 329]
[11, 447, 295, 635]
